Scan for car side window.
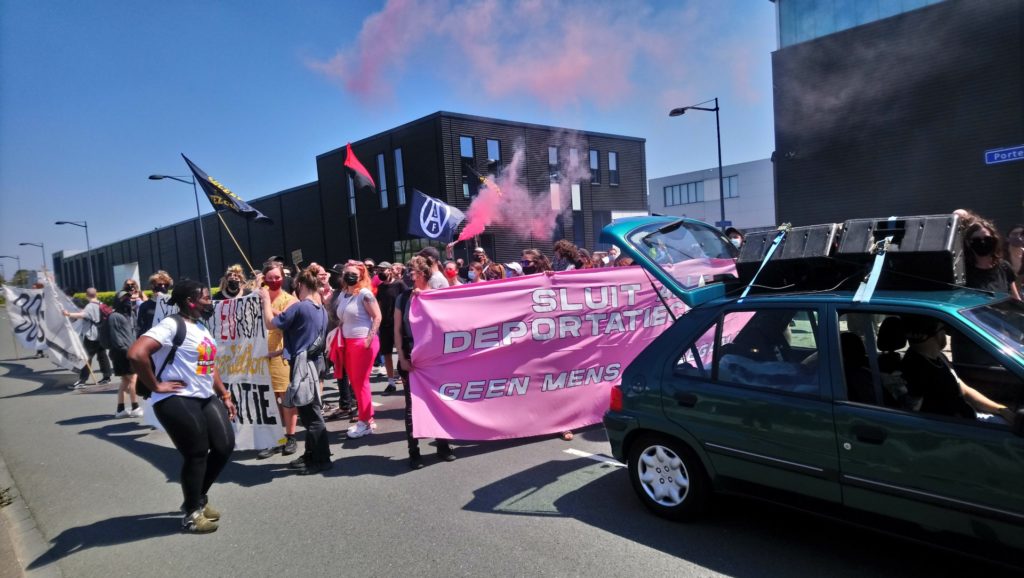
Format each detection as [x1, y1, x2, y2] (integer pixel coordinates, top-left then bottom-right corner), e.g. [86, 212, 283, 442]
[838, 310, 1022, 426]
[715, 309, 820, 394]
[674, 322, 717, 379]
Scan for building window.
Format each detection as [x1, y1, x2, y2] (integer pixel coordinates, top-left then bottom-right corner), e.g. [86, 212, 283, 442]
[460, 135, 474, 158]
[569, 148, 579, 173]
[663, 181, 704, 207]
[589, 149, 600, 184]
[571, 183, 582, 211]
[572, 210, 585, 248]
[486, 139, 501, 174]
[548, 145, 560, 181]
[461, 135, 477, 198]
[348, 175, 356, 216]
[394, 148, 406, 206]
[608, 151, 619, 186]
[723, 175, 738, 198]
[376, 153, 388, 209]
[550, 182, 560, 210]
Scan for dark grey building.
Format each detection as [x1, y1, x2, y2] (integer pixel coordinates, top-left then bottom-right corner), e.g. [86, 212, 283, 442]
[56, 112, 647, 291]
[771, 0, 1024, 229]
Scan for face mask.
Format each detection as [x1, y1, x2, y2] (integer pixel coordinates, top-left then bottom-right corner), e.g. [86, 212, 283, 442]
[201, 302, 215, 319]
[730, 238, 742, 249]
[523, 265, 537, 275]
[969, 237, 995, 256]
[343, 273, 359, 286]
[445, 269, 457, 278]
[154, 284, 169, 294]
[377, 272, 388, 282]
[265, 279, 282, 291]
[468, 271, 477, 281]
[227, 280, 240, 292]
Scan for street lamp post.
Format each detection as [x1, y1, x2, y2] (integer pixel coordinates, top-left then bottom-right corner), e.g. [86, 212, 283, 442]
[55, 220, 95, 288]
[670, 97, 727, 228]
[148, 174, 213, 288]
[0, 255, 22, 272]
[18, 242, 47, 272]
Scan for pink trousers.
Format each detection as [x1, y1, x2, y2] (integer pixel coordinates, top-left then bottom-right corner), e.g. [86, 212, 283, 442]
[344, 335, 379, 423]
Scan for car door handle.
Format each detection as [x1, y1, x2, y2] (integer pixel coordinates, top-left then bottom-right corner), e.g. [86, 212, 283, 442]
[675, 392, 698, 408]
[851, 425, 887, 445]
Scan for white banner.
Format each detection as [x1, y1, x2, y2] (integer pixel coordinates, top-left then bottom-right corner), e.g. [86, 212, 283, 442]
[143, 292, 281, 451]
[3, 286, 46, 352]
[42, 281, 88, 371]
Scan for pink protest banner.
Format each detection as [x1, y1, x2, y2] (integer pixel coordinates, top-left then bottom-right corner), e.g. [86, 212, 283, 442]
[408, 263, 733, 441]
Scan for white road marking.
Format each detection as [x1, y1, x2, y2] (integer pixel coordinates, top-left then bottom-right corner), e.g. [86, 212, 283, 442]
[563, 448, 625, 467]
[372, 401, 382, 407]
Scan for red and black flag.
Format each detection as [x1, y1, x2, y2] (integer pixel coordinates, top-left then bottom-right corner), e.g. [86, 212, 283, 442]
[182, 154, 272, 224]
[343, 142, 376, 192]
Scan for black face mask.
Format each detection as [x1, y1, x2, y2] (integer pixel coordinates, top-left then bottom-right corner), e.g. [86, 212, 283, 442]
[227, 280, 240, 292]
[201, 303, 215, 320]
[343, 273, 359, 286]
[377, 272, 388, 282]
[522, 262, 537, 275]
[970, 237, 996, 257]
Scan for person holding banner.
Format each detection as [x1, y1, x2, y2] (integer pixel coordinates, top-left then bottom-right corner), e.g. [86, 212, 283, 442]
[395, 256, 455, 469]
[335, 261, 382, 439]
[256, 261, 300, 459]
[214, 265, 249, 301]
[63, 288, 112, 387]
[128, 279, 236, 534]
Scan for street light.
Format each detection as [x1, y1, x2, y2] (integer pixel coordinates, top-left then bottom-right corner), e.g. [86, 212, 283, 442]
[0, 255, 22, 271]
[669, 97, 727, 228]
[148, 174, 213, 288]
[55, 220, 95, 288]
[18, 242, 47, 272]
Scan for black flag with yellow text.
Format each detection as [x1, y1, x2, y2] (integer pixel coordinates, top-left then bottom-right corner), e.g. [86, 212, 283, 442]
[182, 154, 272, 224]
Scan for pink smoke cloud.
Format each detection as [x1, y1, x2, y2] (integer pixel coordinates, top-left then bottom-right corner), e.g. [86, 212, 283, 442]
[308, 0, 702, 109]
[458, 133, 590, 242]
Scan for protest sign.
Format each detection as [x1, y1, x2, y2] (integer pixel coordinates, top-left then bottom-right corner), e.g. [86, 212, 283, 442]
[408, 266, 700, 441]
[3, 286, 46, 352]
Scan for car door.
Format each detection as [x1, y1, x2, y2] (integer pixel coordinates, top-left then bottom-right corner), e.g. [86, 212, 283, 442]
[829, 304, 1024, 549]
[663, 303, 842, 503]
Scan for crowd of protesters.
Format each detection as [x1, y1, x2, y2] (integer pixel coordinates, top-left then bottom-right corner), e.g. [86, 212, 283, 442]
[39, 209, 1024, 533]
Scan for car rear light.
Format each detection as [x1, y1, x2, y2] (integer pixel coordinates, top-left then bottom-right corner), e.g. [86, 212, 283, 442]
[610, 385, 623, 412]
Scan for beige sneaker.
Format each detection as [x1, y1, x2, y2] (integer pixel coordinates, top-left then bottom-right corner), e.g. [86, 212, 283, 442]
[202, 503, 221, 522]
[182, 510, 218, 534]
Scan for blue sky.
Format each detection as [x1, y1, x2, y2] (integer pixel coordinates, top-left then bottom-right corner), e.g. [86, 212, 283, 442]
[0, 0, 777, 273]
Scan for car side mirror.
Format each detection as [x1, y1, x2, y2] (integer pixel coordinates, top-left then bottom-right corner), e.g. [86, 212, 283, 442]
[1015, 409, 1024, 438]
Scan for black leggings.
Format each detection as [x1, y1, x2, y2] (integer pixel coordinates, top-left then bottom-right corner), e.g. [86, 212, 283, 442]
[398, 368, 449, 457]
[153, 395, 235, 513]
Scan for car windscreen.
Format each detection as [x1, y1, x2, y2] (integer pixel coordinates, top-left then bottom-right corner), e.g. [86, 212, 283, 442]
[961, 299, 1024, 357]
[627, 220, 738, 289]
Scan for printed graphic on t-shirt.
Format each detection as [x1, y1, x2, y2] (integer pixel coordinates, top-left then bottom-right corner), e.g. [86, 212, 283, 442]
[196, 337, 217, 376]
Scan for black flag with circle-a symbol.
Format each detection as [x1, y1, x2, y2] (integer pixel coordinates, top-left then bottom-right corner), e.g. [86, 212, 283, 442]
[407, 189, 465, 243]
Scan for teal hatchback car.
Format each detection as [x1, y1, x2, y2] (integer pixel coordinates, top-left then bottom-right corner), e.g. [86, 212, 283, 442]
[601, 216, 1024, 553]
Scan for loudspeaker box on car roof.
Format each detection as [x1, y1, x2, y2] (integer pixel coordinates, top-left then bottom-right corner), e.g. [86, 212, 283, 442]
[837, 214, 965, 288]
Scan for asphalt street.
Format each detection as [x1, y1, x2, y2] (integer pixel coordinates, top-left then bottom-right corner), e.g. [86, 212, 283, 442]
[0, 313, 1016, 577]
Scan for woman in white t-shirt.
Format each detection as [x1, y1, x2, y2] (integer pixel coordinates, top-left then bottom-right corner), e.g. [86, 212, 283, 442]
[335, 261, 382, 439]
[128, 279, 237, 534]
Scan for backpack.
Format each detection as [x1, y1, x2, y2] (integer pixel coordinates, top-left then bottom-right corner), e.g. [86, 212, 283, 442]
[96, 302, 114, 349]
[139, 314, 186, 399]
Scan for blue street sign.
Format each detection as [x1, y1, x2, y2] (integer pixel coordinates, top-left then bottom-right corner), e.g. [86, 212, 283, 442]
[984, 144, 1024, 165]
[715, 220, 732, 229]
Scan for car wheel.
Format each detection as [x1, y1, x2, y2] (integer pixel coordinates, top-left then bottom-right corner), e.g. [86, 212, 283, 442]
[627, 435, 709, 521]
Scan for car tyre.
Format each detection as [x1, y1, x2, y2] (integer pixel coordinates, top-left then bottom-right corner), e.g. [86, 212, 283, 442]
[627, 434, 710, 521]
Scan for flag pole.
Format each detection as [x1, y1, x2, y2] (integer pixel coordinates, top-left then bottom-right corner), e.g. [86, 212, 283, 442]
[190, 178, 214, 288]
[216, 213, 258, 276]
